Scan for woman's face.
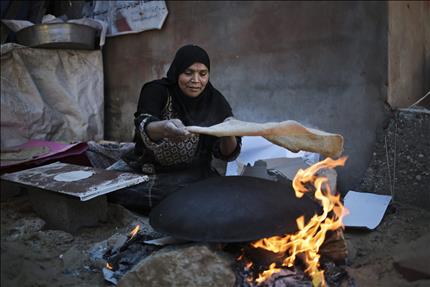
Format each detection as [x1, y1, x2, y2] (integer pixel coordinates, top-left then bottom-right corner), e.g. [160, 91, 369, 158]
[178, 63, 209, 98]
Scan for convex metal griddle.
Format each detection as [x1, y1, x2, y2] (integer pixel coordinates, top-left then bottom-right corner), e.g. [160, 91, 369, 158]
[149, 176, 322, 242]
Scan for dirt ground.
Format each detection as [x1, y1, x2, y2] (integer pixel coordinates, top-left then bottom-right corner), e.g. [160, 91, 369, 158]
[1, 190, 429, 287]
[1, 109, 429, 287]
[344, 202, 430, 287]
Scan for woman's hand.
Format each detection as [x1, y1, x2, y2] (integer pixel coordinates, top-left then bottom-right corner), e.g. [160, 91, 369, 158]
[146, 119, 190, 142]
[220, 136, 237, 157]
[163, 119, 190, 138]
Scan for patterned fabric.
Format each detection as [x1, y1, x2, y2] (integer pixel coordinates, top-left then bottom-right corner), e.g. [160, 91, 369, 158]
[137, 93, 201, 167]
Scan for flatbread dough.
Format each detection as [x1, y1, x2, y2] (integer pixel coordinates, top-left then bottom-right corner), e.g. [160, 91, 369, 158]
[53, 170, 94, 182]
[186, 119, 343, 158]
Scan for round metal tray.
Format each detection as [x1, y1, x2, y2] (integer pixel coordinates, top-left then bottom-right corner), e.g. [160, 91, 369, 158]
[149, 176, 321, 242]
[16, 23, 96, 50]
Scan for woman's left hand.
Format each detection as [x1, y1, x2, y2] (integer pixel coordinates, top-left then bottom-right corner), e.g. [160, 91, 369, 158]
[220, 136, 237, 157]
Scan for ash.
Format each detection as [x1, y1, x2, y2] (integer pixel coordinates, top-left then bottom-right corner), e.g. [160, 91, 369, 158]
[234, 260, 356, 287]
[225, 242, 355, 287]
[92, 232, 160, 284]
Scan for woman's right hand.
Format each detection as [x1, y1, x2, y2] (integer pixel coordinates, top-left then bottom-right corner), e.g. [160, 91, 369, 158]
[162, 119, 190, 138]
[146, 119, 190, 142]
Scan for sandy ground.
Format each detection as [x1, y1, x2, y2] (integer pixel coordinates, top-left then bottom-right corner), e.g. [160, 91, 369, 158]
[1, 189, 429, 287]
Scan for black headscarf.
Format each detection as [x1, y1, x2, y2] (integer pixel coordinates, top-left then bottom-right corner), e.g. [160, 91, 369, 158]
[166, 44, 211, 83]
[136, 44, 233, 127]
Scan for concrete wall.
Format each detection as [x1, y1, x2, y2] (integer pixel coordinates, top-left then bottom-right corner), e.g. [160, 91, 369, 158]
[388, 1, 430, 108]
[103, 1, 389, 192]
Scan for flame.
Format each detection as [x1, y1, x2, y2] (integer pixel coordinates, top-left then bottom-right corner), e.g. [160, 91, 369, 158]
[255, 263, 281, 284]
[251, 156, 348, 286]
[106, 262, 113, 270]
[129, 224, 140, 239]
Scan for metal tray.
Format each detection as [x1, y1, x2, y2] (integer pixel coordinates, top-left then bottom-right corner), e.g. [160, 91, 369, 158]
[149, 176, 321, 242]
[16, 23, 96, 50]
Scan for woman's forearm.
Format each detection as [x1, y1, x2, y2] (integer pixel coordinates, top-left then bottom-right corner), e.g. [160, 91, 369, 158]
[145, 121, 167, 141]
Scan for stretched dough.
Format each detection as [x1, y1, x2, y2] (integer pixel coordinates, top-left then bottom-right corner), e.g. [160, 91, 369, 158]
[186, 119, 343, 158]
[53, 170, 94, 182]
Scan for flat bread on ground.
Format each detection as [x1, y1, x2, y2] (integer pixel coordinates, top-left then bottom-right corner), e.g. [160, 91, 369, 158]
[186, 119, 343, 158]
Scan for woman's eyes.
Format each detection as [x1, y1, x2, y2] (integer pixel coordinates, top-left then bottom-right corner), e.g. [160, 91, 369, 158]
[184, 71, 208, 77]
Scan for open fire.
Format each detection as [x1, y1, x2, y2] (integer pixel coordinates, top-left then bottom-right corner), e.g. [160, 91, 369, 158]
[98, 157, 349, 286]
[250, 156, 348, 286]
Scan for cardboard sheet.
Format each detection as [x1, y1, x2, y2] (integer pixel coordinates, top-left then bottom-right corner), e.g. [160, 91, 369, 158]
[1, 162, 148, 201]
[342, 190, 392, 229]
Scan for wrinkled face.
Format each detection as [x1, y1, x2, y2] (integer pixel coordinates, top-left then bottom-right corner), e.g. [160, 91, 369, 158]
[178, 63, 209, 98]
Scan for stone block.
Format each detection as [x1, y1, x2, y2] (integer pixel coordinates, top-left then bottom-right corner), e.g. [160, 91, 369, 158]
[118, 244, 236, 287]
[0, 180, 26, 201]
[28, 187, 107, 233]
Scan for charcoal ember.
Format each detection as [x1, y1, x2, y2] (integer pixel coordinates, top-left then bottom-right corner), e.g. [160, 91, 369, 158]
[243, 246, 287, 268]
[322, 261, 356, 287]
[235, 264, 312, 287]
[115, 242, 158, 269]
[260, 268, 311, 287]
[103, 233, 160, 282]
[234, 260, 256, 287]
[104, 233, 153, 259]
[234, 250, 312, 287]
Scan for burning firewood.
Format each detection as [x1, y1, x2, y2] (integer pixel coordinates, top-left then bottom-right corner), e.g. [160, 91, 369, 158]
[247, 157, 348, 286]
[319, 229, 348, 264]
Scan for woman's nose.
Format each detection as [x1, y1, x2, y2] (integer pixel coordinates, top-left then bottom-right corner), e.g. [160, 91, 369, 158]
[191, 73, 199, 82]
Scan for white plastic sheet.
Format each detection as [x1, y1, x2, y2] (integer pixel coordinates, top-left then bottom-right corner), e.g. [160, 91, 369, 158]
[1, 43, 104, 148]
[226, 136, 320, 176]
[343, 190, 392, 229]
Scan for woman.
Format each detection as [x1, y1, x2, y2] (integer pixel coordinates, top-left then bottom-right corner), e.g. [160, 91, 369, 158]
[109, 44, 241, 214]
